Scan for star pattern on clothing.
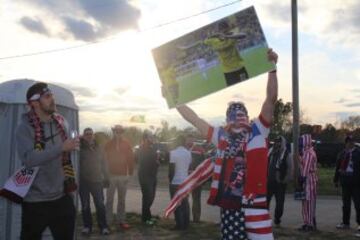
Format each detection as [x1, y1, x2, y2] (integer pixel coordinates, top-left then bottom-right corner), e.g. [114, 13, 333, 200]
[221, 209, 249, 240]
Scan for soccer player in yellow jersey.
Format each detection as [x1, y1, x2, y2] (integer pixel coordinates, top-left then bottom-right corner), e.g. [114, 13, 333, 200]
[178, 21, 249, 86]
[159, 65, 179, 105]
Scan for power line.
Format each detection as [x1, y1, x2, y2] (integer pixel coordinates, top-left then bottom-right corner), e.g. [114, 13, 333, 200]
[0, 0, 242, 61]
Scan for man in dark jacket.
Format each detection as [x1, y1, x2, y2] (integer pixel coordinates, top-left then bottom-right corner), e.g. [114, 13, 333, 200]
[334, 135, 360, 235]
[188, 137, 206, 223]
[267, 136, 292, 226]
[79, 128, 110, 235]
[136, 131, 160, 225]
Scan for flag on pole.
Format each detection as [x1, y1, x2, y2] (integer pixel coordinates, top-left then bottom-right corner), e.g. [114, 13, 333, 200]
[129, 115, 145, 123]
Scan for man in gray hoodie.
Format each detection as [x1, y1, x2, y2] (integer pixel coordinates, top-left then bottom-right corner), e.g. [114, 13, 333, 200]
[16, 82, 79, 240]
[79, 127, 110, 235]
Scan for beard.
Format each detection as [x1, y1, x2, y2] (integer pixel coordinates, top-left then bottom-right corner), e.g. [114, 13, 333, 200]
[40, 101, 56, 115]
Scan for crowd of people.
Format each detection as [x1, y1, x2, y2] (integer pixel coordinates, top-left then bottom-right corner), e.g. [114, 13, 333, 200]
[2, 48, 360, 240]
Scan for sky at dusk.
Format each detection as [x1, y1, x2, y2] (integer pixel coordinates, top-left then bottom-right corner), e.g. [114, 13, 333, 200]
[1, 0, 359, 132]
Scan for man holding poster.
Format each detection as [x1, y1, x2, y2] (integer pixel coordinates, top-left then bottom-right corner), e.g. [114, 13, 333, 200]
[169, 49, 278, 240]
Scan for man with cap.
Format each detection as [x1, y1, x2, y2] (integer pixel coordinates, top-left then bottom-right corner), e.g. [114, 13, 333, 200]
[135, 130, 160, 225]
[16, 82, 79, 240]
[334, 135, 360, 236]
[104, 125, 134, 230]
[172, 49, 278, 240]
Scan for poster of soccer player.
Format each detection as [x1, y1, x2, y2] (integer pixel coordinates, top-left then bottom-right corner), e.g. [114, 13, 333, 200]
[152, 6, 275, 108]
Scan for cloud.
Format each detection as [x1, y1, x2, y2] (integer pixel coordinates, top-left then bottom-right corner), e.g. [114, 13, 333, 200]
[19, 16, 50, 36]
[78, 0, 140, 30]
[334, 98, 349, 104]
[54, 83, 97, 98]
[259, 0, 360, 48]
[260, 2, 308, 23]
[231, 93, 260, 103]
[18, 0, 141, 41]
[80, 104, 156, 113]
[62, 17, 103, 42]
[345, 102, 360, 108]
[114, 87, 130, 96]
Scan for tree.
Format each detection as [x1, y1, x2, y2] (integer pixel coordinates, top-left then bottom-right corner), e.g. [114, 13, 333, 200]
[155, 120, 178, 143]
[269, 99, 293, 140]
[341, 115, 360, 131]
[318, 124, 338, 143]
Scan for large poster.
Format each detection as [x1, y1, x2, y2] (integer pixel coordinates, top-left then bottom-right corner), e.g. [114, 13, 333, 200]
[152, 6, 275, 108]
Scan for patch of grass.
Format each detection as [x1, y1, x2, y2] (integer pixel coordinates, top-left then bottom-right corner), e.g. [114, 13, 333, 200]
[77, 213, 359, 239]
[285, 168, 341, 196]
[153, 165, 341, 196]
[77, 212, 220, 239]
[274, 227, 359, 240]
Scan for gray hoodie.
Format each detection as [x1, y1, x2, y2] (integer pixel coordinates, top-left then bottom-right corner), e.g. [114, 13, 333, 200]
[16, 113, 68, 202]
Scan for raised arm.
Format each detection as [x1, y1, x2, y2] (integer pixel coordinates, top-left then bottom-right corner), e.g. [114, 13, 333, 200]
[260, 49, 278, 124]
[176, 40, 203, 50]
[176, 105, 211, 138]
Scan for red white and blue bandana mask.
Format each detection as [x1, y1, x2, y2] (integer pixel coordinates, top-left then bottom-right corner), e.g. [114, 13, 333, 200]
[226, 102, 251, 133]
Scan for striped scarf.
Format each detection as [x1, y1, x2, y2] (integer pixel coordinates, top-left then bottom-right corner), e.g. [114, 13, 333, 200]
[27, 109, 77, 193]
[208, 128, 248, 208]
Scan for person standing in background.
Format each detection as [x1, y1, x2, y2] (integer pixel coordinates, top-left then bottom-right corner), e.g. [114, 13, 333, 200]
[79, 127, 110, 235]
[298, 134, 318, 232]
[104, 125, 134, 230]
[334, 135, 360, 237]
[136, 131, 160, 226]
[187, 135, 206, 223]
[169, 135, 192, 230]
[267, 135, 292, 227]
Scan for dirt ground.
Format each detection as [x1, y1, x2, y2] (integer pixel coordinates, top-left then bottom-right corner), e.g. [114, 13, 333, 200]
[77, 213, 360, 240]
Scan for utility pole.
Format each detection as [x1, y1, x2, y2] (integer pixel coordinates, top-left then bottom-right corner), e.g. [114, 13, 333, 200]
[291, 0, 300, 187]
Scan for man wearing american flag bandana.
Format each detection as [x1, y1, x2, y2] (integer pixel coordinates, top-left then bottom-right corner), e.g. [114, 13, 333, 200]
[170, 49, 278, 240]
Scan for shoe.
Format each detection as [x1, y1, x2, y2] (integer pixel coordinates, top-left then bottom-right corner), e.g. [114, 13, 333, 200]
[119, 223, 131, 230]
[336, 223, 350, 229]
[355, 226, 360, 237]
[81, 227, 91, 235]
[274, 219, 281, 227]
[145, 220, 155, 226]
[298, 225, 314, 232]
[101, 228, 110, 235]
[170, 226, 180, 231]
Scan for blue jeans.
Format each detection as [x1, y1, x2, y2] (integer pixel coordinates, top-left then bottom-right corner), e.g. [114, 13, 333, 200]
[79, 181, 107, 230]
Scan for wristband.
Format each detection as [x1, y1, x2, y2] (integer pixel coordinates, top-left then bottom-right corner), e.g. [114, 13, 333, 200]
[269, 69, 277, 73]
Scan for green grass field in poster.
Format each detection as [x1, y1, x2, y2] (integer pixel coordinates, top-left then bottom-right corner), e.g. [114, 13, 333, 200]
[167, 46, 274, 108]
